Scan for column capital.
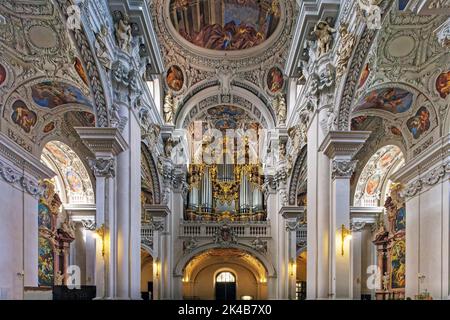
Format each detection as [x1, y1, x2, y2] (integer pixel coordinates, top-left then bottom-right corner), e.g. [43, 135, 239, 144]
[331, 159, 357, 179]
[89, 157, 116, 178]
[319, 131, 371, 159]
[143, 204, 170, 219]
[75, 127, 128, 157]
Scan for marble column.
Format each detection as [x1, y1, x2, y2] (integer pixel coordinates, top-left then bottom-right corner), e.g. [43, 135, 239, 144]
[320, 131, 370, 299]
[76, 127, 128, 299]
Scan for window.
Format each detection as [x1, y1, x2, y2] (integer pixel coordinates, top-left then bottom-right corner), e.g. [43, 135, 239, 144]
[216, 272, 235, 283]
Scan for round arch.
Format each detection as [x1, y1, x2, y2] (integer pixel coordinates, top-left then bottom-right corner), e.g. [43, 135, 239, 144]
[175, 86, 276, 130]
[174, 243, 276, 278]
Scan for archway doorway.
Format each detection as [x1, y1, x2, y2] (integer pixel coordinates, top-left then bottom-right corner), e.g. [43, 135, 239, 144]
[182, 248, 268, 300]
[215, 271, 236, 300]
[141, 249, 153, 300]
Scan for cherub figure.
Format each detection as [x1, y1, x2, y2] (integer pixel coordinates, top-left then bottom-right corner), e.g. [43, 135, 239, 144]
[115, 13, 133, 53]
[311, 20, 336, 57]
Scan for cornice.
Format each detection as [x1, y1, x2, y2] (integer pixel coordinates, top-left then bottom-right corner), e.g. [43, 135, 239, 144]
[143, 204, 170, 218]
[319, 130, 371, 158]
[279, 206, 306, 220]
[390, 133, 450, 184]
[0, 132, 55, 180]
[75, 127, 128, 156]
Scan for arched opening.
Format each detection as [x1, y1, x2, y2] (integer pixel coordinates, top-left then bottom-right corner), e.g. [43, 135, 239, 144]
[37, 140, 96, 297]
[354, 145, 405, 208]
[182, 248, 268, 300]
[141, 249, 154, 300]
[296, 251, 307, 300]
[215, 271, 236, 300]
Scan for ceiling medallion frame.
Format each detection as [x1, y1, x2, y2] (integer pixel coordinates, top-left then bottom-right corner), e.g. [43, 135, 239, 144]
[151, 0, 296, 70]
[163, 0, 286, 60]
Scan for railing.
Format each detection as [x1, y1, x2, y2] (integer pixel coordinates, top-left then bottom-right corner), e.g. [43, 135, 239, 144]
[296, 224, 307, 251]
[141, 224, 154, 248]
[180, 220, 271, 239]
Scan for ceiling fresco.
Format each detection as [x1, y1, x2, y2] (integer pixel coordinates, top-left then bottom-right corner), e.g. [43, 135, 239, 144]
[169, 0, 281, 51]
[202, 105, 261, 131]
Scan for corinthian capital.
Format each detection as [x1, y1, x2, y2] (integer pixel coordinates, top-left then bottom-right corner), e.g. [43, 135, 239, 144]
[331, 159, 357, 179]
[89, 157, 116, 178]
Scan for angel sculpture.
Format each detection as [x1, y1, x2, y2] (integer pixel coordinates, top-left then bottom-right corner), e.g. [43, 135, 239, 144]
[95, 25, 112, 70]
[274, 93, 287, 126]
[311, 20, 336, 57]
[358, 0, 382, 30]
[336, 23, 356, 78]
[115, 13, 133, 53]
[163, 92, 177, 124]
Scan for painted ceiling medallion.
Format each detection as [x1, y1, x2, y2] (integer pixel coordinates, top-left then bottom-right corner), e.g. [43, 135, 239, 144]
[11, 100, 37, 134]
[166, 65, 184, 91]
[436, 70, 450, 99]
[28, 25, 58, 49]
[0, 64, 6, 86]
[267, 67, 283, 93]
[169, 0, 281, 51]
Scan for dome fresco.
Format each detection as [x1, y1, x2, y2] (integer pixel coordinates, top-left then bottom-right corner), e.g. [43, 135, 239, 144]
[169, 0, 281, 51]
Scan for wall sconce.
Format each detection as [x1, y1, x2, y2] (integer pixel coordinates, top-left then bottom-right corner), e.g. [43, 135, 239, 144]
[340, 224, 352, 256]
[94, 224, 105, 257]
[154, 258, 161, 278]
[289, 259, 297, 277]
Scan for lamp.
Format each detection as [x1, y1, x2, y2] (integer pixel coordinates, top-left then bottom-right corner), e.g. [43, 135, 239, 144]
[289, 259, 297, 277]
[154, 258, 161, 278]
[340, 224, 352, 256]
[94, 224, 105, 257]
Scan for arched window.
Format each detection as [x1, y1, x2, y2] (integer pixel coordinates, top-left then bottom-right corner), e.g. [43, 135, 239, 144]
[216, 271, 235, 283]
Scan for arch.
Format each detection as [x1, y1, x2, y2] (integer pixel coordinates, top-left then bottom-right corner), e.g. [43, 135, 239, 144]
[54, 0, 111, 128]
[353, 145, 405, 207]
[288, 146, 307, 206]
[141, 143, 162, 205]
[175, 85, 276, 130]
[336, 1, 392, 130]
[141, 243, 154, 258]
[174, 243, 276, 278]
[41, 140, 95, 205]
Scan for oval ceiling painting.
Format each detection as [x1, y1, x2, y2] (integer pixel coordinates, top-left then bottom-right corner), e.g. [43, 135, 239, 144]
[31, 81, 92, 109]
[166, 65, 184, 91]
[169, 0, 281, 51]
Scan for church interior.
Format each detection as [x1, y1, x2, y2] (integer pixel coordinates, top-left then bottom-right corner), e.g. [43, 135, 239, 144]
[0, 0, 449, 301]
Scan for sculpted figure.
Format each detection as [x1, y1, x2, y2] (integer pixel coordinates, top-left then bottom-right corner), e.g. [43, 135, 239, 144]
[115, 14, 133, 53]
[163, 92, 177, 124]
[336, 23, 356, 78]
[311, 20, 336, 57]
[95, 25, 112, 70]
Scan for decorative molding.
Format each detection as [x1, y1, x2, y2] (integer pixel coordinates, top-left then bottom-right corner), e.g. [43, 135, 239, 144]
[403, 161, 450, 197]
[80, 219, 96, 231]
[75, 127, 128, 156]
[332, 159, 358, 179]
[88, 157, 115, 178]
[320, 130, 371, 158]
[0, 159, 44, 197]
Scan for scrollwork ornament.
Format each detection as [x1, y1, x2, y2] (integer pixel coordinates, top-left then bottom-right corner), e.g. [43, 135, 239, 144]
[89, 157, 116, 178]
[331, 160, 358, 179]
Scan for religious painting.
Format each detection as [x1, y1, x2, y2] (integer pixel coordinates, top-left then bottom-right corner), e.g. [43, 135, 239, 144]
[379, 149, 397, 168]
[267, 67, 284, 93]
[31, 81, 92, 109]
[169, 0, 281, 51]
[390, 240, 406, 289]
[436, 70, 450, 99]
[11, 100, 37, 133]
[66, 169, 83, 193]
[166, 65, 184, 91]
[350, 115, 368, 130]
[390, 126, 402, 136]
[38, 202, 52, 230]
[354, 88, 414, 114]
[0, 63, 6, 86]
[365, 174, 380, 195]
[406, 106, 430, 139]
[358, 63, 370, 88]
[394, 206, 406, 232]
[43, 122, 55, 133]
[45, 143, 68, 165]
[38, 236, 54, 287]
[206, 105, 247, 131]
[74, 57, 88, 85]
